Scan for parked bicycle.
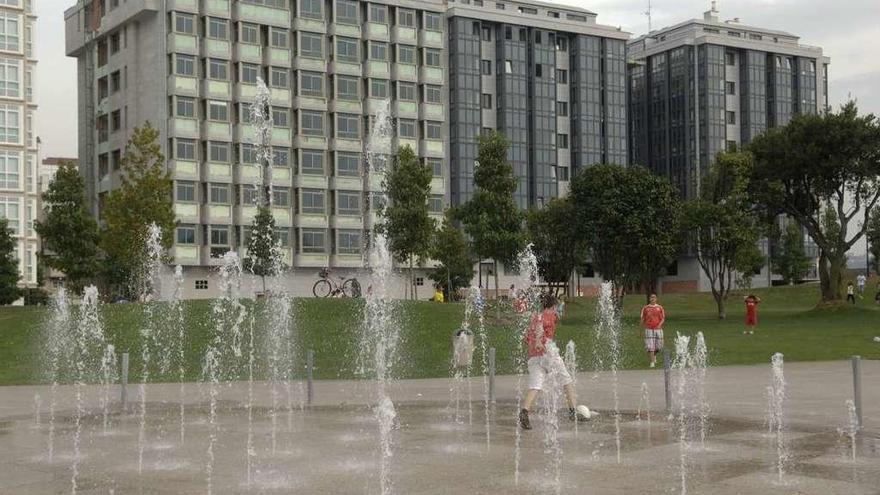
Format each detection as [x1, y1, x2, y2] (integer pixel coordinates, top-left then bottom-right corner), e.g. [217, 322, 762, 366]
[312, 268, 362, 298]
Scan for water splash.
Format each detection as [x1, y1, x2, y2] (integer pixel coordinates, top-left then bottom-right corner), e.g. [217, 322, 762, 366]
[673, 333, 692, 495]
[250, 76, 274, 205]
[596, 282, 622, 464]
[692, 332, 709, 449]
[471, 286, 491, 450]
[844, 399, 858, 461]
[43, 287, 71, 462]
[513, 244, 539, 485]
[564, 340, 578, 437]
[638, 382, 652, 428]
[170, 265, 186, 445]
[138, 223, 164, 475]
[770, 352, 788, 485]
[540, 342, 563, 495]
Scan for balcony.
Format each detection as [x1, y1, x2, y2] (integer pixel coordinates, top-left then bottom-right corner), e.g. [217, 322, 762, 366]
[420, 139, 443, 157]
[419, 67, 444, 85]
[395, 101, 417, 118]
[365, 171, 384, 192]
[329, 176, 362, 191]
[395, 138, 418, 155]
[203, 0, 230, 17]
[202, 246, 232, 266]
[202, 204, 232, 224]
[201, 162, 232, 183]
[264, 47, 291, 68]
[234, 43, 262, 63]
[293, 174, 328, 189]
[364, 22, 389, 41]
[202, 38, 231, 59]
[201, 79, 231, 100]
[233, 2, 290, 27]
[234, 204, 257, 224]
[329, 100, 361, 114]
[294, 96, 327, 111]
[169, 159, 199, 180]
[172, 245, 201, 266]
[364, 60, 390, 79]
[294, 57, 326, 73]
[235, 163, 262, 183]
[270, 87, 291, 107]
[430, 177, 445, 195]
[420, 30, 443, 48]
[174, 202, 200, 223]
[331, 254, 363, 268]
[271, 207, 291, 226]
[167, 75, 198, 96]
[294, 213, 329, 228]
[234, 83, 258, 102]
[271, 127, 292, 147]
[330, 214, 363, 229]
[167, 32, 197, 54]
[167, 0, 197, 12]
[329, 23, 359, 38]
[295, 253, 330, 268]
[167, 118, 199, 139]
[293, 17, 325, 33]
[392, 63, 417, 82]
[391, 26, 416, 45]
[235, 123, 256, 144]
[293, 135, 328, 149]
[420, 103, 444, 121]
[331, 138, 361, 152]
[271, 166, 292, 186]
[329, 60, 362, 77]
[203, 121, 233, 142]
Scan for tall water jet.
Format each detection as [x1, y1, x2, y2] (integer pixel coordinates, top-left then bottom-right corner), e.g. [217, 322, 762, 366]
[265, 283, 293, 454]
[512, 244, 539, 486]
[844, 399, 858, 461]
[540, 342, 563, 495]
[638, 382, 651, 427]
[203, 252, 245, 495]
[470, 286, 490, 449]
[359, 98, 400, 495]
[692, 332, 709, 449]
[100, 344, 117, 434]
[137, 223, 164, 475]
[596, 281, 622, 464]
[169, 265, 186, 444]
[672, 333, 692, 495]
[43, 287, 71, 462]
[769, 352, 788, 484]
[564, 340, 578, 437]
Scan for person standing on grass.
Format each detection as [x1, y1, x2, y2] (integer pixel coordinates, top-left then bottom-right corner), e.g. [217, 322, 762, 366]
[743, 294, 761, 335]
[856, 273, 866, 296]
[519, 292, 589, 430]
[847, 282, 856, 305]
[640, 294, 665, 368]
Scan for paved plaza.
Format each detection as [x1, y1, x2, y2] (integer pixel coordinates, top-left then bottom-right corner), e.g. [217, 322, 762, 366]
[0, 360, 877, 494]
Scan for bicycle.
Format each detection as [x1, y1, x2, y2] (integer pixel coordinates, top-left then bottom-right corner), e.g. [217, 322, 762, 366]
[312, 268, 362, 298]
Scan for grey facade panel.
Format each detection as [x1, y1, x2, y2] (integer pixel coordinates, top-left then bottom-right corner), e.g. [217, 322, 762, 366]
[496, 24, 530, 209]
[569, 34, 603, 170]
[529, 28, 557, 205]
[740, 50, 767, 144]
[603, 39, 628, 166]
[448, 17, 481, 206]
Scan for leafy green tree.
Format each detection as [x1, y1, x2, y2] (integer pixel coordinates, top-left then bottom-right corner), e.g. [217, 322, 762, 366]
[772, 221, 811, 284]
[379, 145, 436, 299]
[428, 212, 474, 300]
[0, 217, 20, 304]
[569, 164, 682, 305]
[34, 162, 100, 292]
[456, 131, 525, 297]
[867, 208, 880, 276]
[101, 123, 176, 297]
[527, 198, 585, 295]
[683, 151, 763, 319]
[245, 206, 282, 293]
[749, 102, 880, 302]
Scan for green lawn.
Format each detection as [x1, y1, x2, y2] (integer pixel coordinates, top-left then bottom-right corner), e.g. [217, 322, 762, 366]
[1, 282, 877, 386]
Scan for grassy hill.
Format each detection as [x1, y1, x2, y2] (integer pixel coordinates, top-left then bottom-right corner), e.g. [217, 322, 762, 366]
[0, 282, 877, 386]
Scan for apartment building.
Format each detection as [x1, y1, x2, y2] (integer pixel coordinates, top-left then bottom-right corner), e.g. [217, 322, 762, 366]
[64, 0, 448, 297]
[628, 6, 828, 291]
[446, 0, 629, 209]
[0, 0, 38, 299]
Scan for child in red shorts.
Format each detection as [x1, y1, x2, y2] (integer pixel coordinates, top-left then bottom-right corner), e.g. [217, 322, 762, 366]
[744, 294, 761, 335]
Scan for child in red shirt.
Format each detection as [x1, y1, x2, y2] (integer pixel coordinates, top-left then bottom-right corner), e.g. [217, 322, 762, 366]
[519, 293, 589, 430]
[744, 294, 761, 335]
[640, 294, 665, 368]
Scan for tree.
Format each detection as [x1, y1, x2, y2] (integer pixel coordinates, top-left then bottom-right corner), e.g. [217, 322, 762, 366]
[428, 212, 474, 300]
[682, 151, 763, 319]
[101, 123, 176, 297]
[456, 131, 525, 297]
[749, 102, 880, 303]
[527, 198, 585, 295]
[34, 162, 101, 292]
[244, 206, 282, 293]
[378, 145, 435, 299]
[867, 208, 880, 276]
[569, 164, 682, 306]
[0, 218, 20, 304]
[772, 221, 811, 285]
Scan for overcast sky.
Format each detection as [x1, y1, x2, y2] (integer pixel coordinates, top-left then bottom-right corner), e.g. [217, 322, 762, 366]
[35, 0, 879, 252]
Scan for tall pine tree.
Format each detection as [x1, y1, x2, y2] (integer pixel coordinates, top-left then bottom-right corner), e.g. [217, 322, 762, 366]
[428, 212, 473, 300]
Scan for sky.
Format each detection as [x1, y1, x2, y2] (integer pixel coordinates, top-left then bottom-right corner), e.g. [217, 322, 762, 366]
[34, 0, 880, 251]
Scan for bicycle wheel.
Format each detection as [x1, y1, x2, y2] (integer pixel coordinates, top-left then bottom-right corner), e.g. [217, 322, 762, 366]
[343, 278, 362, 298]
[312, 279, 333, 298]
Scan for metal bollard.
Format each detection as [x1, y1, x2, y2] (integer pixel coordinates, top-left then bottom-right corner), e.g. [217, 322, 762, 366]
[852, 355, 862, 429]
[120, 352, 129, 412]
[488, 347, 496, 403]
[663, 348, 672, 413]
[306, 349, 314, 405]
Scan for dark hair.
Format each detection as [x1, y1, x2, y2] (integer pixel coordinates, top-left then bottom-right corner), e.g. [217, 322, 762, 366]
[541, 292, 557, 309]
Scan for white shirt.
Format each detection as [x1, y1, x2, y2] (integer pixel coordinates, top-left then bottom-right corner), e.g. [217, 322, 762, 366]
[847, 285, 855, 295]
[857, 275, 866, 286]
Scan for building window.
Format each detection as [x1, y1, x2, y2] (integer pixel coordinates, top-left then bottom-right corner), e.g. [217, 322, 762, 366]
[481, 60, 491, 75]
[207, 100, 228, 121]
[208, 58, 229, 80]
[274, 147, 290, 167]
[173, 12, 194, 34]
[301, 189, 325, 214]
[175, 139, 196, 160]
[369, 41, 388, 61]
[336, 37, 359, 62]
[176, 181, 195, 202]
[240, 143, 256, 163]
[177, 226, 196, 244]
[174, 54, 196, 76]
[479, 93, 492, 109]
[428, 195, 443, 213]
[556, 101, 568, 116]
[426, 158, 442, 177]
[272, 109, 289, 127]
[725, 51, 736, 66]
[300, 71, 324, 97]
[336, 75, 359, 100]
[397, 8, 415, 27]
[0, 196, 19, 234]
[240, 184, 258, 204]
[240, 23, 259, 44]
[269, 27, 288, 48]
[270, 67, 288, 88]
[336, 152, 359, 176]
[397, 119, 416, 138]
[240, 63, 259, 84]
[726, 111, 736, 124]
[370, 79, 388, 98]
[300, 111, 325, 136]
[195, 280, 208, 290]
[0, 58, 19, 97]
[556, 133, 569, 149]
[209, 184, 230, 204]
[336, 0, 359, 24]
[424, 12, 441, 31]
[210, 226, 229, 245]
[425, 85, 442, 104]
[424, 48, 441, 67]
[208, 141, 229, 162]
[397, 82, 416, 101]
[300, 151, 324, 174]
[336, 113, 360, 139]
[369, 3, 387, 23]
[414, 277, 424, 287]
[725, 81, 736, 95]
[0, 151, 19, 189]
[276, 227, 290, 247]
[336, 229, 361, 254]
[504, 60, 513, 73]
[174, 97, 195, 118]
[300, 229, 326, 253]
[299, 32, 324, 58]
[425, 121, 442, 140]
[336, 190, 360, 215]
[556, 69, 567, 83]
[207, 17, 228, 39]
[398, 45, 415, 64]
[726, 140, 737, 151]
[273, 187, 290, 207]
[481, 26, 492, 41]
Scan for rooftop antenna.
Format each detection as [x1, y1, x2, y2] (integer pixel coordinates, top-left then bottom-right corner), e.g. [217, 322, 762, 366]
[644, 0, 652, 32]
[711, 0, 717, 12]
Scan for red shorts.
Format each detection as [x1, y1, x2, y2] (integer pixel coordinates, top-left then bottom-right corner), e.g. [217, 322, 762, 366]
[746, 314, 757, 326]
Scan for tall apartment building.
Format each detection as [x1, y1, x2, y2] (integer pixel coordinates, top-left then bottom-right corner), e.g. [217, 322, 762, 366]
[447, 0, 629, 209]
[0, 0, 38, 299]
[628, 7, 828, 291]
[65, 0, 448, 297]
[628, 6, 829, 200]
[39, 157, 76, 293]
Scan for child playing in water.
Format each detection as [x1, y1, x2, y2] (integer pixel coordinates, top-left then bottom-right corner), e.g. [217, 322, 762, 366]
[519, 293, 588, 430]
[744, 294, 761, 335]
[640, 294, 665, 368]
